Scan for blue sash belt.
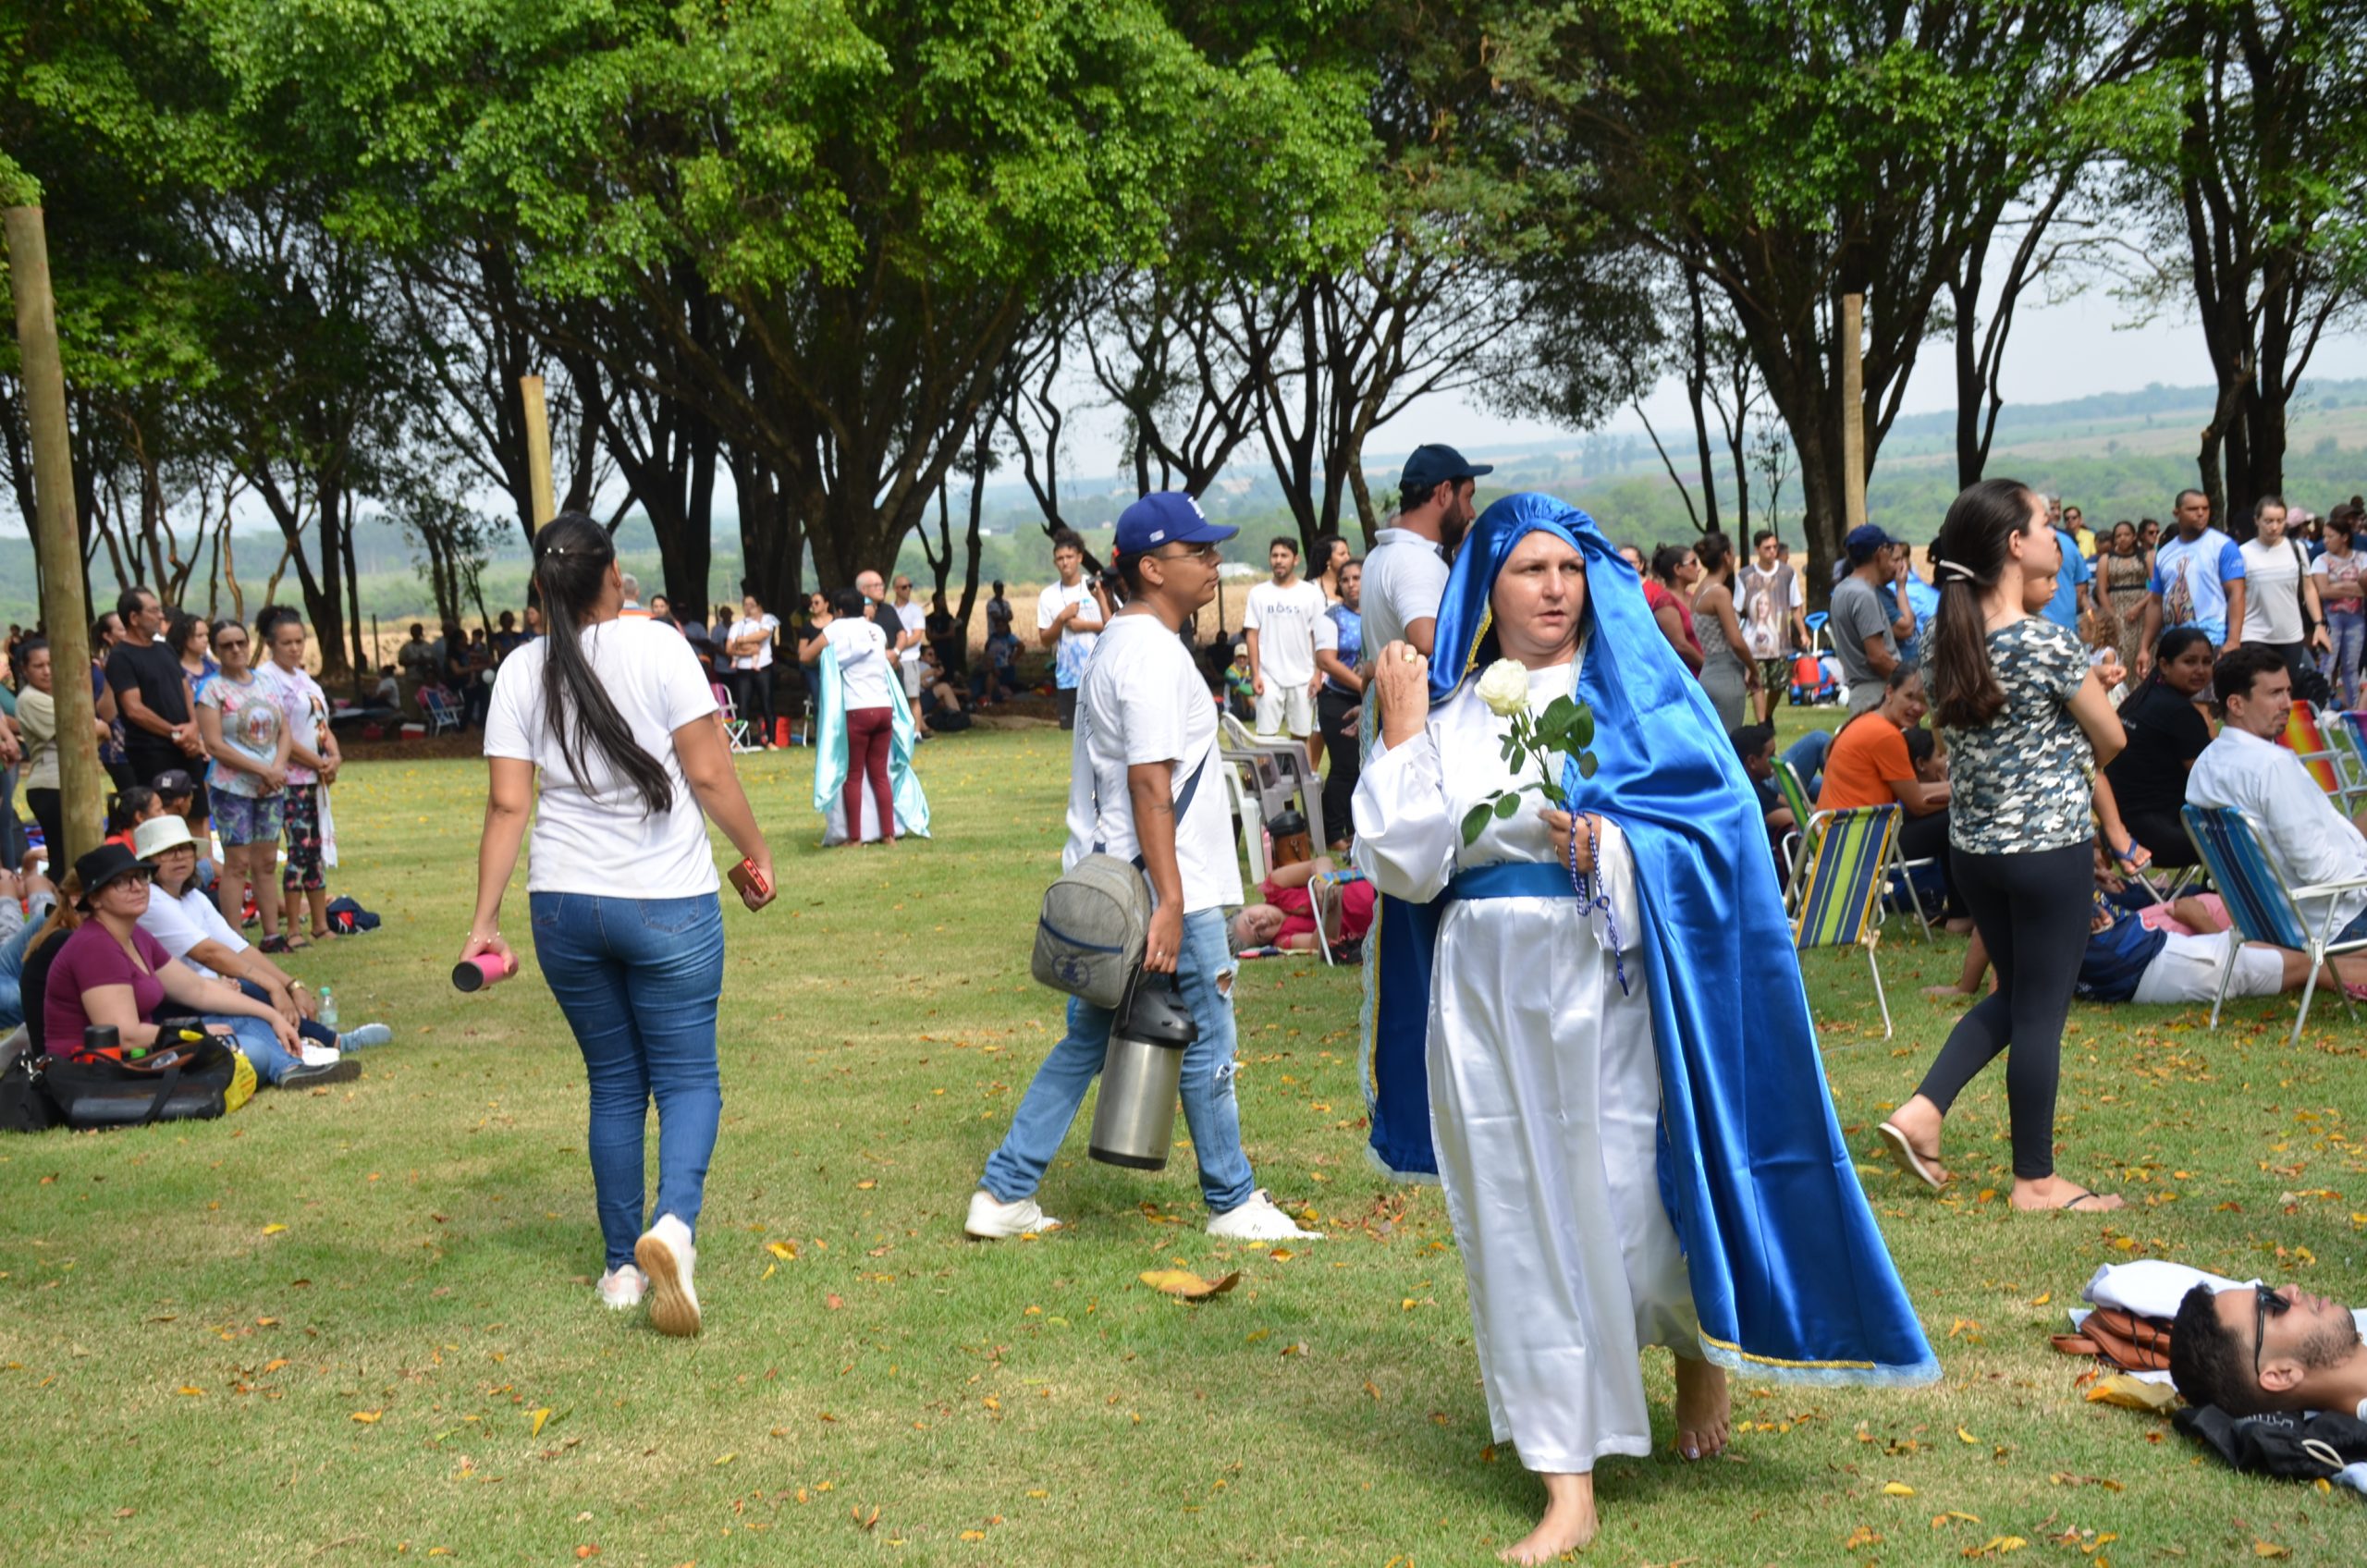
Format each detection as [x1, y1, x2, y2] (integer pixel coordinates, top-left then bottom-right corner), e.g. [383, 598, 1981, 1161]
[1441, 862, 1578, 902]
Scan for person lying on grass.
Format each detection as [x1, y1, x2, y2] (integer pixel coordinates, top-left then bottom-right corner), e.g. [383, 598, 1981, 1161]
[1229, 857, 1375, 954]
[2172, 1280, 2367, 1418]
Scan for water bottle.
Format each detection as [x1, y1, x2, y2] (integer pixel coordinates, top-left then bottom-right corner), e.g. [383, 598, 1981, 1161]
[318, 987, 339, 1030]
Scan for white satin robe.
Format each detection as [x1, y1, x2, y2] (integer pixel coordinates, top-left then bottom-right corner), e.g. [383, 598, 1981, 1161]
[1353, 663, 1699, 1473]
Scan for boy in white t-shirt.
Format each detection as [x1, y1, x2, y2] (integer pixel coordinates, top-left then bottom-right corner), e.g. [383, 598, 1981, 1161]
[970, 492, 1320, 1247]
[1036, 533, 1107, 730]
[1243, 536, 1329, 762]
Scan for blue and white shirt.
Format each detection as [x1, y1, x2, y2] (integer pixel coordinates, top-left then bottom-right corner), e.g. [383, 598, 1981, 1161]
[2151, 527, 2247, 644]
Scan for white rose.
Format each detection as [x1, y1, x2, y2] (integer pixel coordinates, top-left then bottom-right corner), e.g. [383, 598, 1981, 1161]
[1475, 657, 1530, 718]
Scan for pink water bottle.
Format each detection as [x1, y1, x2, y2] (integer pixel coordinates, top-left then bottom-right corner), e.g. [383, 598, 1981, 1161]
[452, 951, 518, 993]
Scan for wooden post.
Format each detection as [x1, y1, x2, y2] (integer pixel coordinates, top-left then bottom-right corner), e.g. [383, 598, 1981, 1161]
[1841, 292, 1868, 530]
[5, 206, 107, 868]
[520, 375, 556, 530]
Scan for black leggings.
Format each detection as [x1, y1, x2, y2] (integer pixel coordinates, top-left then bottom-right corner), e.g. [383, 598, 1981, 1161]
[735, 668, 775, 745]
[1317, 686, 1361, 847]
[1914, 840, 2093, 1180]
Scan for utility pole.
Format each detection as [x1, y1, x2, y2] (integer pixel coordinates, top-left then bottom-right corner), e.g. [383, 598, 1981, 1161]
[520, 375, 556, 531]
[6, 205, 107, 867]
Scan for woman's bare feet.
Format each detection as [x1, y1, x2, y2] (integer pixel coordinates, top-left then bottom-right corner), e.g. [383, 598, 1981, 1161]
[1672, 1355, 1730, 1460]
[2008, 1175, 2124, 1213]
[1501, 1472, 1597, 1564]
[1878, 1095, 1950, 1187]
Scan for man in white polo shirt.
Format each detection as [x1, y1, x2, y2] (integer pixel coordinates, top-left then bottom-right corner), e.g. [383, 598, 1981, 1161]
[1244, 536, 1328, 764]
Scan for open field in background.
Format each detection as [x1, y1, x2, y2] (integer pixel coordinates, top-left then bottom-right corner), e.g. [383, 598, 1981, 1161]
[6, 719, 2367, 1564]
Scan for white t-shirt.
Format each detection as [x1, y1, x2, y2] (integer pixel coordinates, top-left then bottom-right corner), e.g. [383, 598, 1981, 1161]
[2239, 537, 2309, 644]
[1036, 580, 1103, 689]
[483, 619, 723, 899]
[1360, 528, 1452, 655]
[823, 616, 896, 710]
[1064, 614, 1241, 914]
[728, 614, 779, 671]
[138, 882, 249, 979]
[895, 602, 927, 669]
[1244, 578, 1328, 687]
[260, 662, 329, 785]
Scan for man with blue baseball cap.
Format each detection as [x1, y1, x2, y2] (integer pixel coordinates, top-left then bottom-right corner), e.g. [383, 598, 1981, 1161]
[968, 492, 1321, 1246]
[1362, 445, 1494, 659]
[1831, 524, 1918, 714]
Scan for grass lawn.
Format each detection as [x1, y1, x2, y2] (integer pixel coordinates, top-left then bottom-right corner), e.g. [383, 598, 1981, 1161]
[6, 719, 2367, 1566]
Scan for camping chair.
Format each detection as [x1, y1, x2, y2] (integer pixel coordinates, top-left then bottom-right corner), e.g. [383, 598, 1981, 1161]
[1217, 711, 1328, 851]
[2336, 709, 2367, 811]
[1791, 802, 1901, 1038]
[1306, 866, 1370, 967]
[2180, 803, 2367, 1046]
[2281, 700, 2352, 807]
[419, 687, 461, 738]
[1772, 758, 1820, 909]
[712, 683, 755, 752]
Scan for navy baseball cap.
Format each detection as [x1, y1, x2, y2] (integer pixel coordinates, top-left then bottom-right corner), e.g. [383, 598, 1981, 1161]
[1844, 524, 1903, 564]
[1400, 444, 1493, 492]
[1113, 492, 1238, 557]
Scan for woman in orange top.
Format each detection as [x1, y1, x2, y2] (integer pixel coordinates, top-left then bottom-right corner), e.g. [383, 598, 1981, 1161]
[1817, 665, 1965, 925]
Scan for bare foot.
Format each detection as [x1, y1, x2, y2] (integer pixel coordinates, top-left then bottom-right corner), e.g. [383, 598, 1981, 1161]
[2009, 1175, 2124, 1213]
[1672, 1354, 1730, 1460]
[1878, 1095, 1950, 1187]
[1500, 1472, 1597, 1564]
[1920, 984, 1974, 1004]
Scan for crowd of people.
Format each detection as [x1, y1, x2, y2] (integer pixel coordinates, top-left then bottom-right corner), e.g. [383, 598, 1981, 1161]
[1, 592, 388, 1088]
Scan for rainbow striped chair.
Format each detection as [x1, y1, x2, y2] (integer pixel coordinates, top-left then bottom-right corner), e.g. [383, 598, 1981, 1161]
[1792, 802, 1900, 1038]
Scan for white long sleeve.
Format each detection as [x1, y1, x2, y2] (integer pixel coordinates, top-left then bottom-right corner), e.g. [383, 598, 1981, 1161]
[1353, 729, 1461, 902]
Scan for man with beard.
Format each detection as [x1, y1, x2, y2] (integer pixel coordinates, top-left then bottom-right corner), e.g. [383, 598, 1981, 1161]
[1360, 445, 1490, 660]
[2172, 1280, 2367, 1418]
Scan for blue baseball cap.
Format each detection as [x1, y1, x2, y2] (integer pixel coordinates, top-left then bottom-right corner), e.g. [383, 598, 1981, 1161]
[1113, 492, 1239, 557]
[1400, 443, 1493, 492]
[1844, 523, 1903, 564]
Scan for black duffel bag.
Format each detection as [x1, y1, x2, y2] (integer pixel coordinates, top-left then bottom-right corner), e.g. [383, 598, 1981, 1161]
[43, 1023, 247, 1130]
[0, 1033, 59, 1133]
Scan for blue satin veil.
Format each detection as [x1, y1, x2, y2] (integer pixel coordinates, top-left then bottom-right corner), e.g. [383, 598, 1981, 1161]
[1359, 492, 1937, 1387]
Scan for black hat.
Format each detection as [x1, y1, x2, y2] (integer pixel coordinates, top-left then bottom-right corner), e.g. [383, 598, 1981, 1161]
[150, 767, 197, 797]
[1400, 444, 1494, 494]
[74, 843, 152, 909]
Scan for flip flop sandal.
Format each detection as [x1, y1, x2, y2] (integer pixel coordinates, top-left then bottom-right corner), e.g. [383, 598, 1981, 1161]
[1877, 1121, 1946, 1191]
[2058, 1190, 2113, 1211]
[281, 935, 313, 950]
[259, 936, 292, 955]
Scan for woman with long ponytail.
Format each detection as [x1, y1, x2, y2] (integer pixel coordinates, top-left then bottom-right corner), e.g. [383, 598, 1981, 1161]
[1879, 479, 2129, 1214]
[466, 514, 776, 1337]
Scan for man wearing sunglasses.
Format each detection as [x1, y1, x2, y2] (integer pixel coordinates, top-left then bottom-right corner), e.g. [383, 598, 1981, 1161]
[2170, 1280, 2367, 1416]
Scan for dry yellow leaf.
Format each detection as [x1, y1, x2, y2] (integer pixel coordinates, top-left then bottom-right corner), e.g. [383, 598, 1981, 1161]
[262, 1359, 288, 1374]
[960, 1531, 986, 1541]
[176, 1386, 203, 1397]
[767, 1241, 796, 1260]
[350, 1410, 382, 1424]
[1243, 1329, 1270, 1344]
[260, 1223, 288, 1236]
[2253, 1546, 2291, 1560]
[2030, 1292, 2052, 1306]
[1882, 1481, 1915, 1496]
[1137, 1268, 1241, 1301]
[530, 1407, 552, 1437]
[1956, 1426, 1979, 1444]
[1025, 1489, 1048, 1500]
[713, 1452, 736, 1466]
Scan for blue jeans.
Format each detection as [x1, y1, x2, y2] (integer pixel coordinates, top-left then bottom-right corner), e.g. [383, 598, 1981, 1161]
[2326, 614, 2365, 709]
[531, 891, 726, 1268]
[0, 908, 42, 1032]
[1782, 729, 1832, 800]
[236, 976, 337, 1049]
[982, 906, 1257, 1216]
[208, 1012, 298, 1083]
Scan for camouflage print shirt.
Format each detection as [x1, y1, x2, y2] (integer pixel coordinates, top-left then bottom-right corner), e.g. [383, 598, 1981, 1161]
[1929, 618, 2095, 855]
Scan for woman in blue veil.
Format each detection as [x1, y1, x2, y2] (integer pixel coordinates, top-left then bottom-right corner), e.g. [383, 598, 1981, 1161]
[1353, 493, 1934, 1562]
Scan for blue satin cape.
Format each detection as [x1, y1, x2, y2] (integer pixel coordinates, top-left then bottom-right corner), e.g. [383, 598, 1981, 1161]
[1360, 491, 1937, 1387]
[810, 647, 932, 842]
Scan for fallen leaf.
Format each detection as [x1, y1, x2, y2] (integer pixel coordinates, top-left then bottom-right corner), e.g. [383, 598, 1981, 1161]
[1882, 1481, 1916, 1496]
[2030, 1292, 2052, 1306]
[826, 1294, 845, 1310]
[767, 1241, 797, 1260]
[531, 1407, 552, 1437]
[2253, 1546, 2291, 1560]
[260, 1223, 288, 1236]
[262, 1358, 288, 1373]
[350, 1411, 382, 1424]
[1138, 1268, 1242, 1301]
[713, 1452, 737, 1466]
[176, 1386, 203, 1397]
[1957, 1426, 1980, 1444]
[574, 1549, 600, 1562]
[960, 1531, 986, 1541]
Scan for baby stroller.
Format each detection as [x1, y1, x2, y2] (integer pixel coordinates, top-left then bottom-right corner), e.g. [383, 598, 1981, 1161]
[1787, 651, 1839, 706]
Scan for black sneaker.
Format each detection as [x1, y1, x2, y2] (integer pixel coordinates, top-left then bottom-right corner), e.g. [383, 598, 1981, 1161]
[278, 1058, 362, 1089]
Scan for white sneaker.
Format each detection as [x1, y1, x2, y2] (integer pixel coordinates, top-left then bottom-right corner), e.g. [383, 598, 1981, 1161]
[596, 1264, 647, 1311]
[633, 1214, 701, 1337]
[1206, 1190, 1325, 1242]
[964, 1189, 1061, 1240]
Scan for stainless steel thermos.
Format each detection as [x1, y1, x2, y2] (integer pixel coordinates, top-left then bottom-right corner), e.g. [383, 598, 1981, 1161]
[1088, 978, 1197, 1170]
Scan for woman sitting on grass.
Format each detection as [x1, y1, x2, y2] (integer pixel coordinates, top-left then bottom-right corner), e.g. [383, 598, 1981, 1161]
[43, 843, 348, 1088]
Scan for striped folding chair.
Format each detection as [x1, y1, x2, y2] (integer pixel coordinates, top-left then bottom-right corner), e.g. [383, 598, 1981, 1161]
[1773, 758, 1820, 909]
[2180, 803, 2367, 1045]
[2336, 710, 2367, 808]
[2281, 701, 2350, 805]
[1792, 803, 1900, 1038]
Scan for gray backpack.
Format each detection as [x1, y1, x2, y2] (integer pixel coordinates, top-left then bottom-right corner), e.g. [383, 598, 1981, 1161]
[1032, 748, 1211, 1010]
